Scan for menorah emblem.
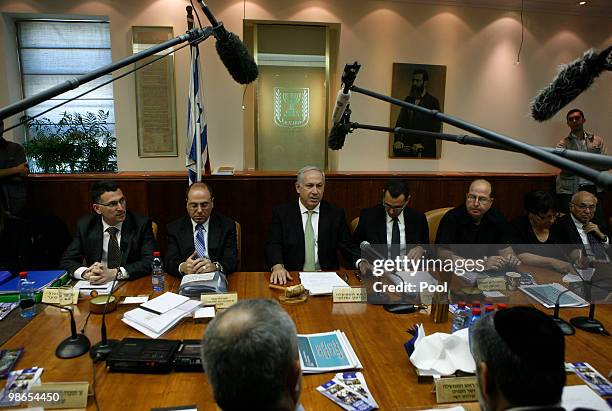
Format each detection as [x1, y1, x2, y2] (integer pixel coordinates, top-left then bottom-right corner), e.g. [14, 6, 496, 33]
[274, 88, 309, 128]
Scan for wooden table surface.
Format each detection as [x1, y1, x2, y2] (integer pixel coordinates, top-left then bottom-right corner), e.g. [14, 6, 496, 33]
[2, 271, 611, 411]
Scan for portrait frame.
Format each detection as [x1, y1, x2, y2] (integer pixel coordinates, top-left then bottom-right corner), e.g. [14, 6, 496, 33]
[389, 63, 446, 159]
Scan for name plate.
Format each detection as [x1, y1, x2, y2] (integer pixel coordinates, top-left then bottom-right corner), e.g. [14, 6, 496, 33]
[28, 381, 89, 409]
[41, 288, 78, 306]
[201, 292, 238, 309]
[332, 287, 367, 303]
[434, 376, 478, 403]
[477, 277, 507, 291]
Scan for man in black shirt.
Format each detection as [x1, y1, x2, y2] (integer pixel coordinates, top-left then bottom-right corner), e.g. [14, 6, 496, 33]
[435, 179, 519, 270]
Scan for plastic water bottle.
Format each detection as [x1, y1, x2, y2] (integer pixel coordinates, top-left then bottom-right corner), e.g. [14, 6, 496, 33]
[484, 304, 495, 317]
[151, 251, 165, 292]
[18, 272, 36, 318]
[451, 302, 470, 333]
[468, 307, 482, 329]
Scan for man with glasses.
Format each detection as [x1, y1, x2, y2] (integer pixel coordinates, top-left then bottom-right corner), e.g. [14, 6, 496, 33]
[551, 191, 609, 262]
[61, 180, 156, 284]
[436, 179, 519, 270]
[166, 182, 237, 277]
[556, 108, 607, 218]
[354, 179, 428, 259]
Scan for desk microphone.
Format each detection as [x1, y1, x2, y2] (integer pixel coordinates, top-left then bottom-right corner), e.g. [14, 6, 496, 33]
[550, 283, 582, 336]
[569, 271, 610, 335]
[44, 304, 91, 359]
[89, 274, 120, 361]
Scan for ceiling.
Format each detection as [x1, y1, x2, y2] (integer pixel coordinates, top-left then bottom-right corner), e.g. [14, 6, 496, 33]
[380, 0, 612, 18]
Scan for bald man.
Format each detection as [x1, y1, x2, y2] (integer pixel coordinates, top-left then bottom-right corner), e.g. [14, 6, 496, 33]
[551, 191, 609, 262]
[435, 179, 519, 270]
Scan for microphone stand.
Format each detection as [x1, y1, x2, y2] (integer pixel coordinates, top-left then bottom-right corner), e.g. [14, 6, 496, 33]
[349, 123, 612, 170]
[89, 275, 120, 361]
[44, 304, 91, 359]
[569, 268, 610, 335]
[345, 83, 612, 189]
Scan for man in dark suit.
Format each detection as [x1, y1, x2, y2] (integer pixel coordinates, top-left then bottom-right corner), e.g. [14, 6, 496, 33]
[165, 182, 237, 277]
[551, 190, 609, 262]
[354, 179, 428, 260]
[266, 166, 365, 284]
[61, 180, 156, 284]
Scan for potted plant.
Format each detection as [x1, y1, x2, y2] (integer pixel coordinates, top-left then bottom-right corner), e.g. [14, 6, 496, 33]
[24, 110, 117, 173]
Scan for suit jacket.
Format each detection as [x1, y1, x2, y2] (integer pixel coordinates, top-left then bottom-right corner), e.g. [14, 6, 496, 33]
[266, 200, 359, 271]
[60, 211, 156, 279]
[550, 214, 608, 255]
[165, 214, 238, 277]
[353, 204, 429, 247]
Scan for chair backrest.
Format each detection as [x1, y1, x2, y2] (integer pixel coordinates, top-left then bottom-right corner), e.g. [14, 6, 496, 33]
[151, 221, 159, 241]
[350, 217, 360, 235]
[424, 207, 453, 244]
[235, 220, 242, 271]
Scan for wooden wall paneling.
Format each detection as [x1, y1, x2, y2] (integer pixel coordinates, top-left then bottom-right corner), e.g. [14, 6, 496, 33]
[24, 172, 561, 271]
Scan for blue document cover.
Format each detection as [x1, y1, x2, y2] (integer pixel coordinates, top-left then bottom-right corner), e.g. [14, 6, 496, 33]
[0, 270, 68, 294]
[298, 332, 351, 369]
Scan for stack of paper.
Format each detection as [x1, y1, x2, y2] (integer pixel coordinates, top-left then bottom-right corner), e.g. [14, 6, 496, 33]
[519, 283, 589, 308]
[298, 330, 362, 374]
[0, 367, 44, 407]
[73, 280, 116, 295]
[299, 272, 349, 295]
[122, 292, 201, 338]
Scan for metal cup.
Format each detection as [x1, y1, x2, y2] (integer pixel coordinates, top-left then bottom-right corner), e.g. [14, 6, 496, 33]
[505, 272, 521, 291]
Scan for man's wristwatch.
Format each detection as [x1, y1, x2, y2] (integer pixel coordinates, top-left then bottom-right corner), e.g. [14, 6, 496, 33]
[214, 262, 222, 272]
[116, 268, 129, 280]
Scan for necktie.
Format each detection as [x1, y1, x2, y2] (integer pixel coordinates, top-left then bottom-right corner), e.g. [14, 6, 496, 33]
[195, 224, 206, 259]
[106, 226, 121, 269]
[587, 232, 608, 261]
[391, 217, 400, 257]
[303, 211, 315, 271]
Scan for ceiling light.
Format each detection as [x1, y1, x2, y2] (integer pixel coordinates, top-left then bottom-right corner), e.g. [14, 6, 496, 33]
[578, 1, 587, 5]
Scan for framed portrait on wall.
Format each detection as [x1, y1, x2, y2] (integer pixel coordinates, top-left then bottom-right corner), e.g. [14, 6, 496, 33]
[389, 63, 446, 159]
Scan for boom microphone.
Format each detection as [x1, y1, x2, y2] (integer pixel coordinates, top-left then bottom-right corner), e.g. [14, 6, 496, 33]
[196, 0, 258, 84]
[531, 46, 611, 121]
[328, 106, 352, 150]
[331, 62, 361, 124]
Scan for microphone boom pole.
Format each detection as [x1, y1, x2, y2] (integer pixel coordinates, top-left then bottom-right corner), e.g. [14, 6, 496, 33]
[350, 122, 612, 170]
[348, 84, 612, 189]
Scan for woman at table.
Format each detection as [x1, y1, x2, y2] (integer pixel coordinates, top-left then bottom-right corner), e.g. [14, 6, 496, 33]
[511, 190, 575, 274]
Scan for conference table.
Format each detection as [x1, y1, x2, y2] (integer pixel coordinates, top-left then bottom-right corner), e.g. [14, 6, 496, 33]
[2, 271, 611, 410]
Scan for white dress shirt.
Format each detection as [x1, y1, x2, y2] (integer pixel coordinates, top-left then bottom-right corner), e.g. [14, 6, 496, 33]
[74, 219, 128, 279]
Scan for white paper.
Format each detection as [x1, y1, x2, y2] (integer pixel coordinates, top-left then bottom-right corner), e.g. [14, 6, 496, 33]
[180, 273, 216, 287]
[299, 272, 349, 295]
[562, 273, 583, 283]
[140, 292, 189, 314]
[561, 385, 609, 410]
[120, 296, 150, 304]
[483, 291, 505, 298]
[123, 299, 201, 338]
[73, 280, 114, 295]
[194, 306, 215, 319]
[410, 327, 476, 376]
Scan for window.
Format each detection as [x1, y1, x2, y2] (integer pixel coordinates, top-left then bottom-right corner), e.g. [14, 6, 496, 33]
[16, 19, 117, 172]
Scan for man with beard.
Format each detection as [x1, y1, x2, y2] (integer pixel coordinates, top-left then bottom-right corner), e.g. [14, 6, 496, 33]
[61, 180, 156, 284]
[470, 306, 566, 411]
[393, 68, 442, 158]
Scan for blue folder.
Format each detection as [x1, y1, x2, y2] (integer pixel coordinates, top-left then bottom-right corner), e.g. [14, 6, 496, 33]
[0, 270, 69, 302]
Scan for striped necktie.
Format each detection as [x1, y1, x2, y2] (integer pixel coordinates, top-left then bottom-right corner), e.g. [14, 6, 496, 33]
[195, 224, 206, 258]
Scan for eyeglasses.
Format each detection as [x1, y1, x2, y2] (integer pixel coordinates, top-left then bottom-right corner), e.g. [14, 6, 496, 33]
[466, 194, 491, 205]
[382, 201, 407, 210]
[572, 203, 596, 211]
[96, 198, 126, 209]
